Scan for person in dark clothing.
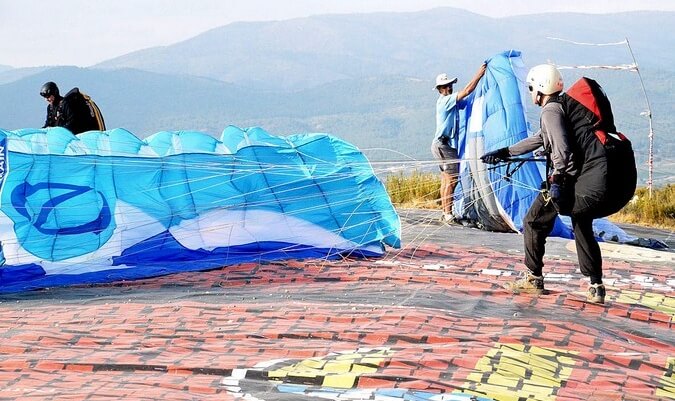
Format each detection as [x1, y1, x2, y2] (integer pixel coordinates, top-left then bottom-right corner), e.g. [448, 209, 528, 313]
[40, 81, 62, 128]
[40, 82, 105, 134]
[480, 64, 606, 304]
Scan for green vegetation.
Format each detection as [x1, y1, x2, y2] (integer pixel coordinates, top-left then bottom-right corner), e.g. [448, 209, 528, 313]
[384, 172, 675, 229]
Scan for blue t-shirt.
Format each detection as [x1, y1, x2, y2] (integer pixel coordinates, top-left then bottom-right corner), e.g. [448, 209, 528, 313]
[435, 93, 459, 149]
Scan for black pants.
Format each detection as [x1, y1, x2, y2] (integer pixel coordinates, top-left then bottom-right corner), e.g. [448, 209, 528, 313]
[522, 192, 603, 284]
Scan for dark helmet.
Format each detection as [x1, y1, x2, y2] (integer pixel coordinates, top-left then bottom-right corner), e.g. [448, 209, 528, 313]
[40, 81, 59, 98]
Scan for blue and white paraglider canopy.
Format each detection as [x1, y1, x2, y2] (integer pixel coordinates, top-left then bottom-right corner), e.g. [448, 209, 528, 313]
[0, 126, 400, 293]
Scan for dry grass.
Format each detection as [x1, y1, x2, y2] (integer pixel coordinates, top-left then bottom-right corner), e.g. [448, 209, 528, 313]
[609, 184, 675, 229]
[385, 172, 675, 230]
[384, 171, 440, 209]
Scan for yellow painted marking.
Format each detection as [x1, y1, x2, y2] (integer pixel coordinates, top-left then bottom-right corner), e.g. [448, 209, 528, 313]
[361, 357, 384, 365]
[301, 358, 326, 369]
[323, 360, 355, 373]
[611, 290, 675, 321]
[267, 370, 287, 379]
[463, 343, 578, 401]
[656, 357, 675, 399]
[265, 347, 394, 388]
[487, 374, 519, 387]
[498, 361, 526, 377]
[351, 363, 378, 373]
[322, 373, 356, 388]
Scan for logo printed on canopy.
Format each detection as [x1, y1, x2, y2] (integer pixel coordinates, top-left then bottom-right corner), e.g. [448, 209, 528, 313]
[10, 182, 114, 260]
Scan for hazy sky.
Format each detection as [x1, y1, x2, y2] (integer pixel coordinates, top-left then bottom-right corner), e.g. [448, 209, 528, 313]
[2, 0, 673, 67]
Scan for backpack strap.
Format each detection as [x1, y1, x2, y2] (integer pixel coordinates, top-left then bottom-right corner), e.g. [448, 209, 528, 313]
[80, 93, 106, 131]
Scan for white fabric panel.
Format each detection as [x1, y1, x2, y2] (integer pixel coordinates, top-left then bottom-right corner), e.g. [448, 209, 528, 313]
[171, 208, 359, 251]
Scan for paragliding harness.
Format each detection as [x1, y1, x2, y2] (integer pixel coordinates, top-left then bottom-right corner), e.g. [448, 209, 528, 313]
[498, 77, 637, 217]
[81, 92, 106, 131]
[60, 88, 106, 134]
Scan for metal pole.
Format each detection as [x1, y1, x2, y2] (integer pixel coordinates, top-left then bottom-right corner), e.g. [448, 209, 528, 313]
[625, 37, 654, 198]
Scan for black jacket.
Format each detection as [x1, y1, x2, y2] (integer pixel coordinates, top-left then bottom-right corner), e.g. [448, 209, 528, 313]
[42, 96, 63, 128]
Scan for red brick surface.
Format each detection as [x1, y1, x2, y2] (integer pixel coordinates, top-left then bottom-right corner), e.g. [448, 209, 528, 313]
[0, 243, 673, 400]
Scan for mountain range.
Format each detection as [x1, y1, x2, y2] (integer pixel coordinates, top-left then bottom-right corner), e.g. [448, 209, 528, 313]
[1, 7, 673, 185]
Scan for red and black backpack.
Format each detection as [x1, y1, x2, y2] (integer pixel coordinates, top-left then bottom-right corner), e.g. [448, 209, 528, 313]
[551, 77, 637, 218]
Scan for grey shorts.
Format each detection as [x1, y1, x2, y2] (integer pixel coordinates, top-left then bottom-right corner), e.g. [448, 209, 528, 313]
[431, 139, 459, 175]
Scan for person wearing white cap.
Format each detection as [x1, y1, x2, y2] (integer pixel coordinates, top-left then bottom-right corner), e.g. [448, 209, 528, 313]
[431, 63, 486, 224]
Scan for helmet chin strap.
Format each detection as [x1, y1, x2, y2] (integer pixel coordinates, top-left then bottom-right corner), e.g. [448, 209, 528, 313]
[535, 92, 551, 107]
[532, 91, 543, 106]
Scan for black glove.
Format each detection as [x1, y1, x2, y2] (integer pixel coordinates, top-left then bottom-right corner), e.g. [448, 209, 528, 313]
[481, 147, 510, 165]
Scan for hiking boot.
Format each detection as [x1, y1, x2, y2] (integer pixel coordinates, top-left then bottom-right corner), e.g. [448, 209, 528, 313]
[504, 272, 545, 295]
[587, 283, 606, 304]
[440, 214, 460, 226]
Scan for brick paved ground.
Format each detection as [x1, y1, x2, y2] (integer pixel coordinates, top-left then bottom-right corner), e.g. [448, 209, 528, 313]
[0, 240, 673, 400]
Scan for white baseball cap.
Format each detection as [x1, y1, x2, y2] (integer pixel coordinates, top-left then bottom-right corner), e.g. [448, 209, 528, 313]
[434, 73, 458, 89]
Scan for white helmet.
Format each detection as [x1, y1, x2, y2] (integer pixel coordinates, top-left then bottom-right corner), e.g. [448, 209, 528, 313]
[526, 64, 563, 95]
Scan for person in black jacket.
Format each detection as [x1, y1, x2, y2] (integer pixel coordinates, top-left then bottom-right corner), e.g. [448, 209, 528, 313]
[40, 82, 103, 134]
